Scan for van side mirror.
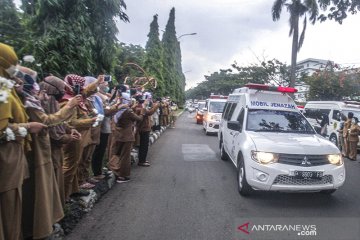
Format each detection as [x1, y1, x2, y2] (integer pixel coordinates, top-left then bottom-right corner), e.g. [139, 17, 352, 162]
[227, 121, 241, 131]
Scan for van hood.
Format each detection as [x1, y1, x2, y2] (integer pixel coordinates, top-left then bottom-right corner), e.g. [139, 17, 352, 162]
[247, 132, 339, 154]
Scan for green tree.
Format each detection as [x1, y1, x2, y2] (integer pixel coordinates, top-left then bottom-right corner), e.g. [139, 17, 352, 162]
[272, 0, 319, 88]
[114, 43, 146, 84]
[0, 0, 26, 51]
[318, 0, 360, 23]
[162, 7, 180, 100]
[144, 14, 165, 97]
[28, 0, 95, 77]
[306, 62, 360, 100]
[186, 59, 290, 100]
[84, 0, 129, 74]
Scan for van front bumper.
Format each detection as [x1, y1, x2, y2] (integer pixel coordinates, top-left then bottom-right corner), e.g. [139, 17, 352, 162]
[205, 121, 220, 133]
[246, 163, 345, 192]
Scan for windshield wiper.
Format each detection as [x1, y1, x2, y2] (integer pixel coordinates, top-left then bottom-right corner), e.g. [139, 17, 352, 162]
[253, 129, 285, 132]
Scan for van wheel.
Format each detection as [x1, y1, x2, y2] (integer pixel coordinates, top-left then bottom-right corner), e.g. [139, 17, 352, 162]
[329, 134, 338, 147]
[220, 139, 229, 161]
[320, 189, 336, 195]
[237, 155, 252, 196]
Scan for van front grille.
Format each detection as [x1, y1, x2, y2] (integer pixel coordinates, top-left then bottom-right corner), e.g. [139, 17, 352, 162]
[278, 154, 329, 167]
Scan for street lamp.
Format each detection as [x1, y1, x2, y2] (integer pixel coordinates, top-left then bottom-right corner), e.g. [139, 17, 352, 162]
[177, 32, 197, 40]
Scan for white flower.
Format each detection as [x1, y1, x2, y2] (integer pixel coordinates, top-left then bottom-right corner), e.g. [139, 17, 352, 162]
[23, 55, 35, 63]
[92, 114, 104, 127]
[17, 127, 28, 137]
[0, 77, 14, 103]
[0, 91, 9, 103]
[5, 128, 15, 141]
[97, 114, 104, 121]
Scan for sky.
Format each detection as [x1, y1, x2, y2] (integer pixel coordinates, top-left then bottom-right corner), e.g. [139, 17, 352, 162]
[13, 0, 360, 90]
[116, 0, 360, 90]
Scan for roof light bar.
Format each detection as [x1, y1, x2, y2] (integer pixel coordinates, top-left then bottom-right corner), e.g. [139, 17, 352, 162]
[244, 83, 298, 93]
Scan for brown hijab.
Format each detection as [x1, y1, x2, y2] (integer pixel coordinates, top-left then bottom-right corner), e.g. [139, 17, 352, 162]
[39, 76, 66, 141]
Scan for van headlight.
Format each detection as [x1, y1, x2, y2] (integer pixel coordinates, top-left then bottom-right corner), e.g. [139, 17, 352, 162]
[251, 151, 279, 164]
[327, 154, 343, 165]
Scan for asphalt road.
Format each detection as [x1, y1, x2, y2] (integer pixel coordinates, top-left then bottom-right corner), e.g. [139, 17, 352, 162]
[65, 111, 360, 240]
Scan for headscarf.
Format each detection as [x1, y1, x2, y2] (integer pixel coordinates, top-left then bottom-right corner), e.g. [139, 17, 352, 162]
[63, 74, 88, 111]
[84, 76, 104, 115]
[113, 92, 131, 123]
[0, 43, 30, 150]
[17, 66, 39, 95]
[0, 43, 18, 79]
[39, 76, 66, 141]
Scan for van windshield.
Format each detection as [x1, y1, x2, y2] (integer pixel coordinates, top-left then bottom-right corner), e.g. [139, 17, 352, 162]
[198, 102, 206, 109]
[246, 109, 315, 134]
[209, 102, 226, 113]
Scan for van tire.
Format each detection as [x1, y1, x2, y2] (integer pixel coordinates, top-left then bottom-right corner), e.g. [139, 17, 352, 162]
[220, 139, 229, 161]
[237, 154, 253, 196]
[329, 134, 338, 147]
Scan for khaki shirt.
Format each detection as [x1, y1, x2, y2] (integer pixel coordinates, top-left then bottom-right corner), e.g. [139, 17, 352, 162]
[112, 108, 145, 142]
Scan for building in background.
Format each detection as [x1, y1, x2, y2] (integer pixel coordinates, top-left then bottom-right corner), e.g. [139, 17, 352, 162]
[294, 58, 334, 103]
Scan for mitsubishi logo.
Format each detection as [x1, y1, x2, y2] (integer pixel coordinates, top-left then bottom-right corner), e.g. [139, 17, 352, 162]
[301, 156, 311, 166]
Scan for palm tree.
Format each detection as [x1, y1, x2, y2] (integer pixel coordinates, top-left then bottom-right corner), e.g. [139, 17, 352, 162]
[272, 0, 319, 88]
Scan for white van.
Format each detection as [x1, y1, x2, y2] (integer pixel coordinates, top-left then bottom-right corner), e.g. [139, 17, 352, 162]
[304, 101, 360, 147]
[218, 84, 345, 196]
[202, 97, 227, 135]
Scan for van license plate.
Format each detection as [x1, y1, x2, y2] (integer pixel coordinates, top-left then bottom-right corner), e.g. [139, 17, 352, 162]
[294, 171, 323, 179]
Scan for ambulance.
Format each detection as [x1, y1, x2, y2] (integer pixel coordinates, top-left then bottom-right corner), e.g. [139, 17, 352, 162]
[202, 95, 227, 135]
[218, 83, 345, 196]
[304, 101, 360, 147]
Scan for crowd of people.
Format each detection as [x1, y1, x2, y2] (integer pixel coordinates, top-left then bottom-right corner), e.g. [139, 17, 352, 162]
[0, 42, 178, 240]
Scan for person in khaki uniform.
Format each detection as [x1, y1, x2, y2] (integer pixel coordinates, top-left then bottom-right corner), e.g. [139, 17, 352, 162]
[337, 114, 347, 154]
[0, 43, 46, 240]
[348, 117, 360, 161]
[134, 98, 160, 166]
[160, 99, 170, 126]
[108, 92, 145, 182]
[39, 76, 81, 207]
[61, 74, 101, 200]
[77, 77, 124, 186]
[19, 66, 81, 239]
[342, 112, 353, 158]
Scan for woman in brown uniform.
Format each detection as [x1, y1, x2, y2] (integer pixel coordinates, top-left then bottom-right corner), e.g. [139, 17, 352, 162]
[342, 112, 353, 158]
[39, 76, 81, 207]
[348, 117, 360, 161]
[61, 74, 100, 199]
[108, 92, 145, 182]
[134, 97, 160, 166]
[0, 43, 46, 240]
[19, 66, 81, 239]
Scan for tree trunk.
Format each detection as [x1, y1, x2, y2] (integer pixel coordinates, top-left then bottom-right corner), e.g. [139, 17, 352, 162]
[290, 16, 299, 89]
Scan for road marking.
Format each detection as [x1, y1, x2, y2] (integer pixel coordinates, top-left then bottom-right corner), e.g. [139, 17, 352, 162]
[182, 144, 217, 161]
